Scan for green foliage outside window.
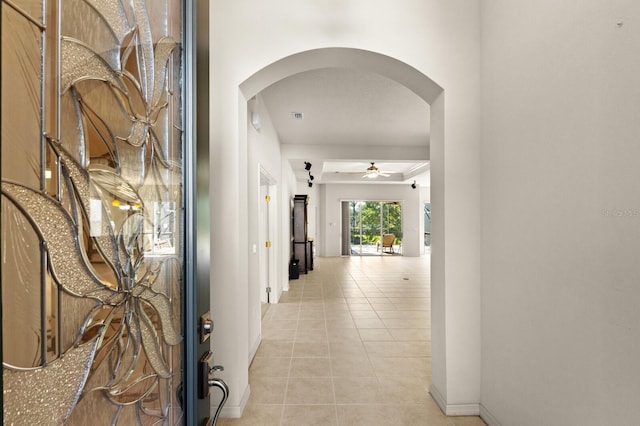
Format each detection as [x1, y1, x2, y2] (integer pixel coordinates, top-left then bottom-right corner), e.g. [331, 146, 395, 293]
[350, 201, 402, 245]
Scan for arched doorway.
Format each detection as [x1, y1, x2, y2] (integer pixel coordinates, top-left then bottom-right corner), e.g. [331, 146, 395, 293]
[211, 47, 451, 417]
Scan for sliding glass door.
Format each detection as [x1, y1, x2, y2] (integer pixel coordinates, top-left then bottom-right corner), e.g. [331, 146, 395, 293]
[347, 201, 402, 256]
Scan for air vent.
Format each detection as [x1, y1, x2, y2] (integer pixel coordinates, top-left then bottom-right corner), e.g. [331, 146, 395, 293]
[291, 112, 304, 120]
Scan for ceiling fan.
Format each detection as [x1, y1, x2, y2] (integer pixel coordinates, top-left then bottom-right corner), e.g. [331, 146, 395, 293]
[335, 162, 392, 179]
[362, 162, 391, 178]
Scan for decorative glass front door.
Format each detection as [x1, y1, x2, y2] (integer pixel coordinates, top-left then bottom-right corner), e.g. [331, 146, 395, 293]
[2, 0, 187, 423]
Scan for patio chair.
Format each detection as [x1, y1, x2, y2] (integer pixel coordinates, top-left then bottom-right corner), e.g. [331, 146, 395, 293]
[378, 233, 395, 254]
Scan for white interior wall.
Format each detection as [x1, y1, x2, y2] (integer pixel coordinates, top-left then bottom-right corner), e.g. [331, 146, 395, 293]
[246, 95, 290, 362]
[481, 1, 640, 425]
[320, 183, 423, 257]
[212, 0, 481, 416]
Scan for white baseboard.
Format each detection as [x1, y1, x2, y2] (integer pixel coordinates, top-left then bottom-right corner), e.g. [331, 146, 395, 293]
[429, 384, 480, 416]
[429, 384, 447, 413]
[446, 403, 480, 416]
[249, 334, 261, 363]
[218, 383, 250, 419]
[479, 404, 501, 426]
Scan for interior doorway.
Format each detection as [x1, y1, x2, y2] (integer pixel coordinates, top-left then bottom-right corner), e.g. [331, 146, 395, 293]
[234, 47, 451, 418]
[342, 200, 403, 256]
[259, 168, 277, 303]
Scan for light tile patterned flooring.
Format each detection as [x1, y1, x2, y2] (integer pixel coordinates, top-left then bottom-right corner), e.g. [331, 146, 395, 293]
[218, 255, 485, 426]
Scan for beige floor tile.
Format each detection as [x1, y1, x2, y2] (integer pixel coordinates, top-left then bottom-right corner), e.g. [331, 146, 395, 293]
[279, 293, 302, 303]
[370, 302, 398, 311]
[388, 328, 430, 341]
[324, 311, 354, 320]
[360, 291, 386, 298]
[289, 357, 331, 378]
[376, 310, 430, 319]
[447, 416, 488, 426]
[262, 319, 298, 331]
[354, 317, 386, 329]
[348, 303, 374, 311]
[325, 318, 356, 330]
[262, 328, 297, 341]
[384, 292, 429, 299]
[396, 403, 450, 426]
[265, 311, 300, 321]
[389, 297, 430, 304]
[349, 310, 379, 319]
[333, 377, 379, 403]
[324, 298, 349, 306]
[370, 356, 431, 378]
[285, 378, 335, 404]
[335, 405, 403, 426]
[327, 328, 362, 343]
[295, 328, 328, 343]
[382, 318, 430, 329]
[216, 403, 283, 426]
[375, 376, 431, 405]
[330, 356, 376, 377]
[297, 319, 326, 330]
[281, 405, 338, 426]
[298, 308, 326, 320]
[249, 377, 288, 404]
[249, 357, 291, 378]
[366, 296, 391, 303]
[255, 341, 294, 358]
[292, 341, 329, 357]
[363, 341, 430, 357]
[267, 306, 300, 318]
[358, 328, 395, 342]
[300, 295, 325, 303]
[328, 341, 366, 357]
[223, 256, 486, 425]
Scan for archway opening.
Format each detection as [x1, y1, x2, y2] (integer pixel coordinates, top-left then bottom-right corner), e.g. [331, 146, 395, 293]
[239, 46, 447, 412]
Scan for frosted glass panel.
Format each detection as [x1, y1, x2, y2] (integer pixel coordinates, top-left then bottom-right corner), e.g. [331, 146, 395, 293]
[8, 0, 43, 25]
[1, 5, 42, 187]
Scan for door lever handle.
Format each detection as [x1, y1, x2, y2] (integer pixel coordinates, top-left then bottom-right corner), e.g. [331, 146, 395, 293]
[208, 377, 229, 424]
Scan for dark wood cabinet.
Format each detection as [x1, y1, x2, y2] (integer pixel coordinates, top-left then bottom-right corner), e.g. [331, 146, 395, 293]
[292, 194, 312, 274]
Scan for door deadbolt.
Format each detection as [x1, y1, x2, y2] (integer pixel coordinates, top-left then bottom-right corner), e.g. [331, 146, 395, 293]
[200, 311, 213, 343]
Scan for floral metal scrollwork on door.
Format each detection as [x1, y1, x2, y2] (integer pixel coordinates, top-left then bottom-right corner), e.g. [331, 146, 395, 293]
[2, 0, 185, 424]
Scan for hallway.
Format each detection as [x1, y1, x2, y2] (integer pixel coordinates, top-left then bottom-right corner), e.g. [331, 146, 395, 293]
[218, 255, 485, 425]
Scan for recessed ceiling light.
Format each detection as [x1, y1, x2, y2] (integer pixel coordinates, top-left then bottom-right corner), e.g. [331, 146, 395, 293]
[291, 112, 304, 120]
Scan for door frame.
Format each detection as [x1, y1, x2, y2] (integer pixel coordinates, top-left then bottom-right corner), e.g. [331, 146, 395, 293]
[258, 167, 277, 304]
[184, 0, 213, 423]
